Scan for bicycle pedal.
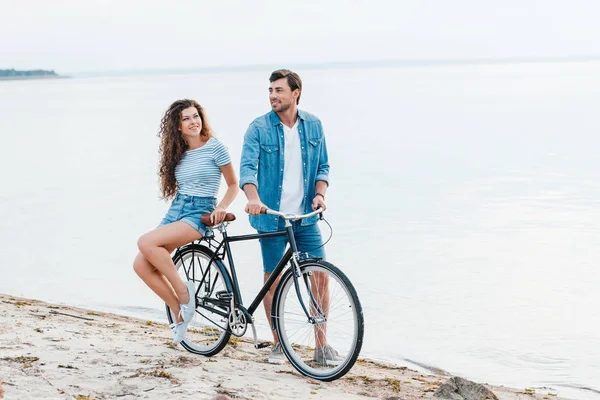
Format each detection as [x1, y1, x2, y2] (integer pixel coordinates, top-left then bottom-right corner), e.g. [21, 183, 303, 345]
[256, 342, 271, 349]
[216, 291, 233, 300]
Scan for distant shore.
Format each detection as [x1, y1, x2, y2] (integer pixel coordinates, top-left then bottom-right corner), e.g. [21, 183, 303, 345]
[0, 293, 568, 400]
[0, 69, 64, 81]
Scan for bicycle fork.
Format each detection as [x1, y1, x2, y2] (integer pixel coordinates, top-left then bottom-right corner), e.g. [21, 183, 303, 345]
[291, 254, 327, 324]
[281, 221, 327, 325]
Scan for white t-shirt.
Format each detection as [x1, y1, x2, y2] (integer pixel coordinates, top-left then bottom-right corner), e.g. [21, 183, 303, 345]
[279, 120, 304, 214]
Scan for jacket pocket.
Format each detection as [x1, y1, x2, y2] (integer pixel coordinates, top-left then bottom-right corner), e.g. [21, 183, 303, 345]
[260, 144, 279, 154]
[259, 144, 279, 168]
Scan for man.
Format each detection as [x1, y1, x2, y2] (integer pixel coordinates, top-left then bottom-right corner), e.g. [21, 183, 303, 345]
[240, 69, 338, 365]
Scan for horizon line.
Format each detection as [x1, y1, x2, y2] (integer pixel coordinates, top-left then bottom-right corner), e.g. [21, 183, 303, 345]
[51, 54, 600, 77]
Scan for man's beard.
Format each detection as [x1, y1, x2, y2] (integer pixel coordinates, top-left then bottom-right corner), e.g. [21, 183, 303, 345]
[272, 101, 291, 112]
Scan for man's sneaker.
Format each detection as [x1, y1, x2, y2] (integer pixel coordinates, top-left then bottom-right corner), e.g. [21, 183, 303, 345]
[170, 321, 186, 344]
[313, 344, 343, 366]
[268, 343, 286, 364]
[182, 280, 196, 323]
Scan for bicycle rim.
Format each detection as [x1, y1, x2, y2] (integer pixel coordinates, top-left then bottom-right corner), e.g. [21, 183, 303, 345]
[166, 245, 232, 356]
[274, 261, 363, 381]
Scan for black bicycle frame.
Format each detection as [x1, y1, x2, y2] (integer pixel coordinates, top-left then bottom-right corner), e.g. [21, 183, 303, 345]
[223, 229, 290, 315]
[200, 223, 323, 321]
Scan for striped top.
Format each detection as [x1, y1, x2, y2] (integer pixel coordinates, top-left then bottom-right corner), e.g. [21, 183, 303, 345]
[175, 137, 231, 197]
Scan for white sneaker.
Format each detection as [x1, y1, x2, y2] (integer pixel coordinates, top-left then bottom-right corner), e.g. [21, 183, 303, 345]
[268, 343, 286, 364]
[313, 344, 343, 366]
[170, 321, 185, 344]
[182, 280, 196, 323]
[171, 281, 196, 344]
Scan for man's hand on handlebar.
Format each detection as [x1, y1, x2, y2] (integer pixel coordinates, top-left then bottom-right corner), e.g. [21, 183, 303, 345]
[245, 199, 266, 216]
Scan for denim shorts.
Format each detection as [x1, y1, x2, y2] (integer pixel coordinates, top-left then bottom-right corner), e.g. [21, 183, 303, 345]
[258, 220, 326, 273]
[158, 193, 216, 236]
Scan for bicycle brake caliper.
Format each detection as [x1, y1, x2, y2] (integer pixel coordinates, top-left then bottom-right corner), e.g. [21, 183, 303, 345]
[291, 253, 302, 277]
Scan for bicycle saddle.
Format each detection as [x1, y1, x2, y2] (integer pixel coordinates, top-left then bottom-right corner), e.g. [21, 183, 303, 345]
[200, 213, 236, 226]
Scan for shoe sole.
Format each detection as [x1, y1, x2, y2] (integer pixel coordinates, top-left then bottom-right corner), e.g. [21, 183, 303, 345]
[313, 358, 343, 366]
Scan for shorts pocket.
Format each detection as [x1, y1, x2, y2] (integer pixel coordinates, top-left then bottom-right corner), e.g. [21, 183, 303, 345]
[166, 199, 184, 221]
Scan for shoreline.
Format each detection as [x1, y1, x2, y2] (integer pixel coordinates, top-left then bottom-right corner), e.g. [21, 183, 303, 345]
[0, 75, 67, 81]
[0, 294, 568, 400]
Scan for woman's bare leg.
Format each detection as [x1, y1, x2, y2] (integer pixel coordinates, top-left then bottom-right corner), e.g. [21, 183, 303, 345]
[135, 222, 202, 319]
[133, 250, 183, 320]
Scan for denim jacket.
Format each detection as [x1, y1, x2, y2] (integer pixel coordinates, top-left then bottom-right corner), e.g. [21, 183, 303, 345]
[239, 110, 330, 232]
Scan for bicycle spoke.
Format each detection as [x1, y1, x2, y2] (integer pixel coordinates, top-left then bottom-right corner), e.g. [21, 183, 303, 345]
[166, 245, 232, 356]
[274, 261, 363, 381]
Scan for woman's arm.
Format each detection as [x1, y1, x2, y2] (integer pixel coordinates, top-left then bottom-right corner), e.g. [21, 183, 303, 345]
[212, 163, 239, 224]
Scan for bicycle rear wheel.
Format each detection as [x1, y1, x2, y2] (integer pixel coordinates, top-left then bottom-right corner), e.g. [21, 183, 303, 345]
[272, 260, 364, 381]
[166, 244, 232, 356]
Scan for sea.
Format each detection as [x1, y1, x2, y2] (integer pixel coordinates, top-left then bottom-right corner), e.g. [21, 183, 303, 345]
[1, 60, 599, 399]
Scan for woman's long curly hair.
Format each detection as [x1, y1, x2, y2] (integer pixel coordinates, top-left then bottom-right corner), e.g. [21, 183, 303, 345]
[158, 99, 213, 199]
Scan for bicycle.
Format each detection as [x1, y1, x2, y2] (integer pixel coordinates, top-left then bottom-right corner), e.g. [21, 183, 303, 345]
[165, 208, 364, 381]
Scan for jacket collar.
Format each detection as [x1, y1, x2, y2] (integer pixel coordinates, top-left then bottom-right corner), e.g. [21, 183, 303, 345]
[269, 109, 306, 126]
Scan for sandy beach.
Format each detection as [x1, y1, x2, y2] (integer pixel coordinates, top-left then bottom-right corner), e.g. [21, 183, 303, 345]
[0, 294, 566, 400]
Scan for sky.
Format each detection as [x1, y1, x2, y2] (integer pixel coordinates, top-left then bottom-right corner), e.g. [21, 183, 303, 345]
[1, 0, 599, 74]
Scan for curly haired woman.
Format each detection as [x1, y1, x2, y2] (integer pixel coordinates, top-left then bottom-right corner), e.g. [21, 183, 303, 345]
[134, 99, 239, 343]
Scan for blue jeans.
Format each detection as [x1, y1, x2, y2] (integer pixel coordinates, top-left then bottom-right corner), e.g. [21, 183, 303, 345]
[258, 220, 326, 273]
[158, 193, 216, 236]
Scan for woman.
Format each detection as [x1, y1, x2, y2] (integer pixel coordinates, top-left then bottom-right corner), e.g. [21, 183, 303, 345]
[134, 99, 238, 343]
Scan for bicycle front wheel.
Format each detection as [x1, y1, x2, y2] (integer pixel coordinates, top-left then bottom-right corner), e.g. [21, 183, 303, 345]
[166, 244, 232, 356]
[272, 260, 364, 381]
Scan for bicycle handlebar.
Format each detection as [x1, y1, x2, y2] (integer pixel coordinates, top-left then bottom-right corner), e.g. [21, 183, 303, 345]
[261, 207, 324, 220]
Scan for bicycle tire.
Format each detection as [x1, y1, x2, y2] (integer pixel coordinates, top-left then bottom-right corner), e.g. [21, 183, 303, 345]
[166, 243, 233, 356]
[272, 260, 364, 381]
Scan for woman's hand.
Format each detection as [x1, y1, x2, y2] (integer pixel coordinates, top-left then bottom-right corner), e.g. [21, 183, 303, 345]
[211, 206, 227, 225]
